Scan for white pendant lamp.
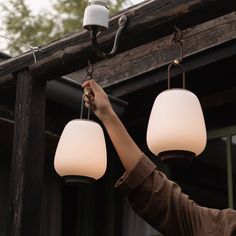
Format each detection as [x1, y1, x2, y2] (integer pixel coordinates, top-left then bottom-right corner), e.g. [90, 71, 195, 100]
[54, 87, 107, 184]
[83, 0, 109, 31]
[146, 62, 207, 163]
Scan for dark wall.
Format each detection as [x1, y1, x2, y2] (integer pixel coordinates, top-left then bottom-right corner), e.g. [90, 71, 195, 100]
[0, 146, 11, 235]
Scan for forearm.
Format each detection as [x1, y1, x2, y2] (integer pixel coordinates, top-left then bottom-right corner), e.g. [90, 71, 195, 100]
[81, 80, 142, 172]
[102, 110, 143, 172]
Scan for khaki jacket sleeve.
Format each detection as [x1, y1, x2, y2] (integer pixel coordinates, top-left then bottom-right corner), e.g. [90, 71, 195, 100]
[115, 154, 221, 236]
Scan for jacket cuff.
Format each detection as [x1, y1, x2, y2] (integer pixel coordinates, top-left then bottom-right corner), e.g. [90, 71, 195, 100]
[115, 154, 156, 194]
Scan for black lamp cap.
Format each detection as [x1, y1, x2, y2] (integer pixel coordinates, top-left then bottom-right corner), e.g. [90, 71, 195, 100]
[158, 150, 195, 166]
[63, 175, 95, 185]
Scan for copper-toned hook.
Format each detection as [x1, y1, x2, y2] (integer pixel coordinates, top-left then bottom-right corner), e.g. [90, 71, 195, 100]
[171, 26, 182, 45]
[170, 26, 183, 62]
[85, 59, 94, 81]
[87, 60, 94, 77]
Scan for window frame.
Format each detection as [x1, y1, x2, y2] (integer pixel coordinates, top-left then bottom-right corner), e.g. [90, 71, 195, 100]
[208, 125, 236, 209]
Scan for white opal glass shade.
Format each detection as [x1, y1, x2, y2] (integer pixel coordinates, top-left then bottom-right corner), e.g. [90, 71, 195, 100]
[83, 3, 109, 31]
[147, 89, 206, 157]
[54, 119, 107, 180]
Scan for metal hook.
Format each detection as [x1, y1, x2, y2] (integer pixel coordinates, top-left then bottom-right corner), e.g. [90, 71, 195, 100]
[0, 34, 44, 63]
[31, 47, 40, 63]
[171, 26, 183, 45]
[170, 26, 183, 63]
[85, 60, 94, 80]
[90, 15, 128, 58]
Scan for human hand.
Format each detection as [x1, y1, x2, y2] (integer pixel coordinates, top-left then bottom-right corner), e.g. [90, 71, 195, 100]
[81, 80, 114, 122]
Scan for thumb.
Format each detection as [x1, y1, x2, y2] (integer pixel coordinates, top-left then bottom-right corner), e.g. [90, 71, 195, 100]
[82, 80, 91, 88]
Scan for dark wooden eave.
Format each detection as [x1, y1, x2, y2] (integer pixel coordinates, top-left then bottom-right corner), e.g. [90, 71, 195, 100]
[0, 0, 235, 86]
[70, 11, 236, 96]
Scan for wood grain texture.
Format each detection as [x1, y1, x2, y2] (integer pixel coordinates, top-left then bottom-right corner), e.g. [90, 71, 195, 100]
[69, 11, 236, 88]
[7, 68, 46, 236]
[0, 0, 235, 83]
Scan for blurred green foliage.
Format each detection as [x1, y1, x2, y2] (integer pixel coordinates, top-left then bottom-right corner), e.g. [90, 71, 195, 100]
[0, 0, 131, 55]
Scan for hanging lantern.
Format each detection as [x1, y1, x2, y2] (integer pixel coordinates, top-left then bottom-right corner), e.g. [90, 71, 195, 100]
[83, 0, 109, 31]
[146, 62, 207, 163]
[54, 87, 107, 184]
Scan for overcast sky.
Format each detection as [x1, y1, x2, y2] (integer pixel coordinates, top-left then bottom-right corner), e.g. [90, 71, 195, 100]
[1, 0, 143, 14]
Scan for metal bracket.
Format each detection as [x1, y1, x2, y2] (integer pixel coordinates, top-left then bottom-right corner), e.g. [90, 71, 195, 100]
[90, 15, 128, 58]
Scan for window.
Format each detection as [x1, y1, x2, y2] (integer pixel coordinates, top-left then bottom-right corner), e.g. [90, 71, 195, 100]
[207, 126, 236, 209]
[168, 126, 236, 210]
[122, 197, 162, 236]
[231, 135, 236, 209]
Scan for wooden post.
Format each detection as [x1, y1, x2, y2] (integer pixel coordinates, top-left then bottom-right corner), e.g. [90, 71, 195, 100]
[7, 68, 46, 236]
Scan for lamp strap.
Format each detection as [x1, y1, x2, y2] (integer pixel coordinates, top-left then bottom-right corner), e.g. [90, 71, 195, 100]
[80, 60, 95, 119]
[80, 93, 91, 120]
[167, 61, 186, 89]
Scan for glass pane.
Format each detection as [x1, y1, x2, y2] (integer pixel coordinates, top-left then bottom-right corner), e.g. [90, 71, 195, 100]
[231, 135, 236, 209]
[122, 197, 163, 236]
[171, 137, 228, 209]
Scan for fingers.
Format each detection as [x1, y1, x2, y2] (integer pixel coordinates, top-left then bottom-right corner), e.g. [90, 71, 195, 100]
[82, 80, 90, 88]
[82, 79, 106, 98]
[84, 94, 95, 105]
[84, 102, 90, 109]
[83, 94, 96, 111]
[83, 94, 90, 103]
[82, 80, 106, 112]
[82, 80, 99, 95]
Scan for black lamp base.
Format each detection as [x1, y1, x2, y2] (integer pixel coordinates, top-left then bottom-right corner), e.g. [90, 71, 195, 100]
[158, 150, 195, 166]
[63, 175, 95, 185]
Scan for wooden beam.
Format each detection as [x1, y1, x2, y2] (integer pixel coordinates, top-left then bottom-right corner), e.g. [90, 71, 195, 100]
[106, 39, 236, 97]
[69, 11, 236, 90]
[7, 68, 46, 236]
[0, 0, 235, 83]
